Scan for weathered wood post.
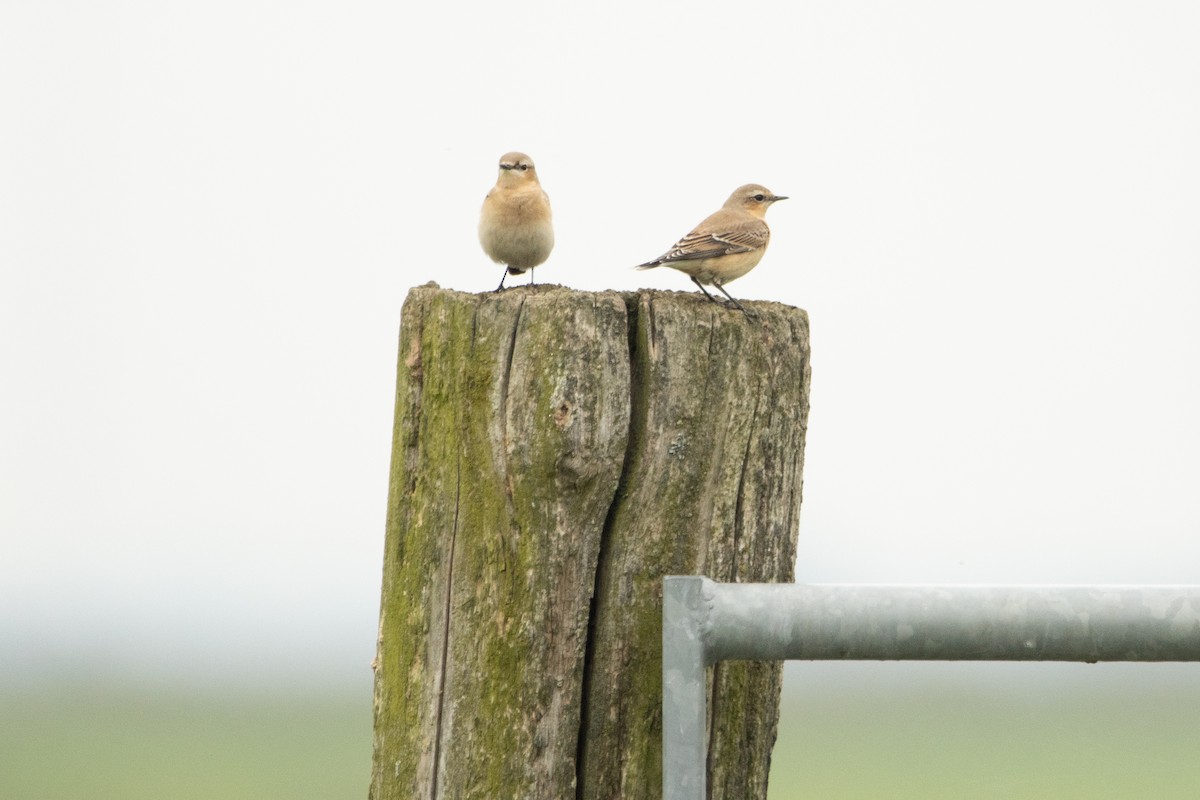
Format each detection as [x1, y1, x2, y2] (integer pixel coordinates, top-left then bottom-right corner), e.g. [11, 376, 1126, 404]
[369, 283, 810, 800]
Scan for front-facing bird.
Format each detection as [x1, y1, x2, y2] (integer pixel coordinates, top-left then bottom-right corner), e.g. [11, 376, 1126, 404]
[479, 151, 554, 292]
[637, 184, 787, 315]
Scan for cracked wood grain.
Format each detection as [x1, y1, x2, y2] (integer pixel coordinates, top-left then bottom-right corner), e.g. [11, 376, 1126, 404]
[371, 284, 810, 800]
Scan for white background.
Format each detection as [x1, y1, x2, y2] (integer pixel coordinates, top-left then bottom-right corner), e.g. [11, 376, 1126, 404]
[3, 1, 1199, 694]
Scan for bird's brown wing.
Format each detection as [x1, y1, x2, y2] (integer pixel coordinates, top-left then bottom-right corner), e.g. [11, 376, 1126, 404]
[637, 216, 769, 268]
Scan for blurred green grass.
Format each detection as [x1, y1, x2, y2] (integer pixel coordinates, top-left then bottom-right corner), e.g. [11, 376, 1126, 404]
[4, 665, 1199, 799]
[0, 682, 372, 800]
[769, 664, 1200, 799]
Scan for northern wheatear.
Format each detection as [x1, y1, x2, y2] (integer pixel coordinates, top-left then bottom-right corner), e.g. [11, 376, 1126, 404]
[479, 151, 554, 292]
[637, 184, 787, 314]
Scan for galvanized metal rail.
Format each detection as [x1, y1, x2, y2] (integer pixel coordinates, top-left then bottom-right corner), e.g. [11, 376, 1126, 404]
[662, 576, 1200, 800]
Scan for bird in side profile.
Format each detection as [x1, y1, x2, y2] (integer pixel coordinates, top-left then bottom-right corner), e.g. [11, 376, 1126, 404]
[637, 184, 787, 315]
[479, 151, 554, 292]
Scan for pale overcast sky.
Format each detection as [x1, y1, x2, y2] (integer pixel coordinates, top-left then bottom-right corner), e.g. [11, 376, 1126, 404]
[3, 1, 1199, 687]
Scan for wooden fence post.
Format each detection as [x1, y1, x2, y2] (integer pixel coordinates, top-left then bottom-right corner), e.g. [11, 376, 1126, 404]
[369, 283, 810, 799]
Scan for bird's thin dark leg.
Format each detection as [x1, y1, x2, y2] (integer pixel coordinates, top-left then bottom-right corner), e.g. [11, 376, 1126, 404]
[690, 277, 721, 304]
[714, 283, 756, 318]
[529, 267, 535, 287]
[495, 266, 510, 293]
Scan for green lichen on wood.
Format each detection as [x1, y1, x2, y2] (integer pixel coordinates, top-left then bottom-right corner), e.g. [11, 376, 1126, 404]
[370, 284, 810, 800]
[371, 287, 481, 799]
[577, 293, 811, 799]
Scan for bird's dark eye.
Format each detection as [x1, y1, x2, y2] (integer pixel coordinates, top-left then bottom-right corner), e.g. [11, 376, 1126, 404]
[518, 164, 529, 171]
[754, 194, 765, 202]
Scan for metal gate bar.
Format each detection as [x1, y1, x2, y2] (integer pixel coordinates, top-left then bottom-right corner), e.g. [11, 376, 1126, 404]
[662, 576, 1200, 800]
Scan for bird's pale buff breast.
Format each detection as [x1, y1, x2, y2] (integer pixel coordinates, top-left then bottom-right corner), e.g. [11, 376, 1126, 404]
[479, 187, 554, 271]
[671, 247, 768, 286]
